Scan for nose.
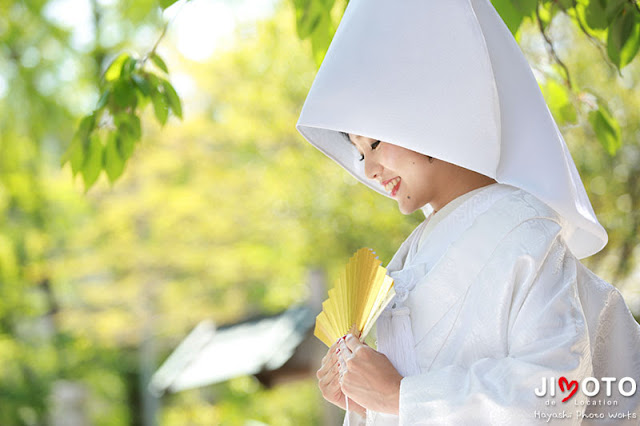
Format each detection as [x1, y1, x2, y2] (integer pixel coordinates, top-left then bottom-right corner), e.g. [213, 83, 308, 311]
[363, 156, 382, 181]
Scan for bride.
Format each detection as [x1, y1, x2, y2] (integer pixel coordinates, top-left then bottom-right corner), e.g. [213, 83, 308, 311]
[296, 0, 640, 424]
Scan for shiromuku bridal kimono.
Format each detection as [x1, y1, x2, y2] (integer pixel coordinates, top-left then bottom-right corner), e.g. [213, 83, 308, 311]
[348, 183, 640, 425]
[296, 0, 640, 424]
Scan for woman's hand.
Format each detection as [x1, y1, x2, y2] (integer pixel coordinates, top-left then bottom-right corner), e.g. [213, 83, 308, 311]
[317, 339, 366, 417]
[338, 334, 403, 415]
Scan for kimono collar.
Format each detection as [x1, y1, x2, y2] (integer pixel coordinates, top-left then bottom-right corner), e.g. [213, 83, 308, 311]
[376, 183, 518, 377]
[296, 0, 607, 259]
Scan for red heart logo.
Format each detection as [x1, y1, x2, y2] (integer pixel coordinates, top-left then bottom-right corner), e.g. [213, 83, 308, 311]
[559, 376, 578, 402]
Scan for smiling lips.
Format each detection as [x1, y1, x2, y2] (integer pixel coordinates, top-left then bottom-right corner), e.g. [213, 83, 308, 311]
[383, 177, 401, 196]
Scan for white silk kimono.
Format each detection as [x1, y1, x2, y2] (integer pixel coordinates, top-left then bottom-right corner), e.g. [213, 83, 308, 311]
[345, 184, 640, 425]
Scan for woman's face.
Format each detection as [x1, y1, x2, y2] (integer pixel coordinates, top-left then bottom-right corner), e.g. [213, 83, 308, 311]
[348, 134, 451, 215]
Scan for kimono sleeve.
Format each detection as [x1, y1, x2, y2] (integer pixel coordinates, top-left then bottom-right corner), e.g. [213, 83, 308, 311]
[398, 236, 593, 425]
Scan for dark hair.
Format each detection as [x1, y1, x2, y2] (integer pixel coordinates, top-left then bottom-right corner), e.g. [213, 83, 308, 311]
[340, 132, 365, 161]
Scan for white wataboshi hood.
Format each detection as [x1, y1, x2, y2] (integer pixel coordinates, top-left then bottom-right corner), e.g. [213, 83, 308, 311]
[297, 0, 607, 259]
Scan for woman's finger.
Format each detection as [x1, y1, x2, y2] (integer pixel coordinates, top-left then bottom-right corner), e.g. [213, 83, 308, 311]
[321, 340, 340, 364]
[318, 357, 338, 379]
[317, 346, 341, 380]
[338, 335, 353, 356]
[344, 333, 362, 353]
[338, 355, 347, 377]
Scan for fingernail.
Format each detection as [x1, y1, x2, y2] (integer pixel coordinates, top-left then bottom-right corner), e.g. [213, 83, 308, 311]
[346, 333, 353, 339]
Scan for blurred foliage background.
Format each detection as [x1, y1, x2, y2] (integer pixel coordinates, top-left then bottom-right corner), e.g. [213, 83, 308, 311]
[0, 0, 639, 424]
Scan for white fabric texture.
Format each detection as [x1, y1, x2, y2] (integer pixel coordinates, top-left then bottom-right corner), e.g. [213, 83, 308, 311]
[417, 183, 494, 251]
[296, 0, 607, 259]
[377, 183, 516, 379]
[349, 187, 640, 425]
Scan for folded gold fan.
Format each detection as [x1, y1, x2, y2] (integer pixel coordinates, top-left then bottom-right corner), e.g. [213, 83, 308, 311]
[314, 248, 395, 347]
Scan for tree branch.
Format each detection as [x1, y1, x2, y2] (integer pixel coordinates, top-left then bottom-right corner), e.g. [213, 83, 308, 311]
[141, 0, 189, 66]
[536, 1, 572, 88]
[90, 0, 106, 86]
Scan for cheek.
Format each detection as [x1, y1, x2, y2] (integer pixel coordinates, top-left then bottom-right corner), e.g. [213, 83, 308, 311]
[380, 145, 410, 170]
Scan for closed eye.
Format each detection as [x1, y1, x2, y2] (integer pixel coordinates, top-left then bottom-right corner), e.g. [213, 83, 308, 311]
[358, 140, 380, 162]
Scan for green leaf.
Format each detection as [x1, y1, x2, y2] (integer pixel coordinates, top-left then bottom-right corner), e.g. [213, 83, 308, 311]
[149, 76, 169, 125]
[491, 0, 525, 35]
[619, 16, 640, 68]
[103, 132, 125, 183]
[81, 133, 103, 189]
[132, 73, 151, 97]
[294, 0, 327, 40]
[543, 80, 577, 125]
[117, 131, 136, 159]
[512, 0, 537, 17]
[115, 112, 142, 144]
[62, 113, 96, 175]
[293, 0, 311, 39]
[607, 5, 640, 69]
[151, 53, 169, 74]
[151, 90, 169, 125]
[77, 113, 96, 140]
[105, 53, 130, 82]
[588, 102, 621, 156]
[113, 79, 138, 109]
[309, 7, 335, 66]
[96, 87, 111, 110]
[61, 138, 84, 176]
[129, 114, 142, 141]
[121, 57, 137, 79]
[161, 79, 182, 119]
[583, 0, 608, 29]
[605, 0, 626, 23]
[159, 0, 180, 9]
[135, 90, 150, 110]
